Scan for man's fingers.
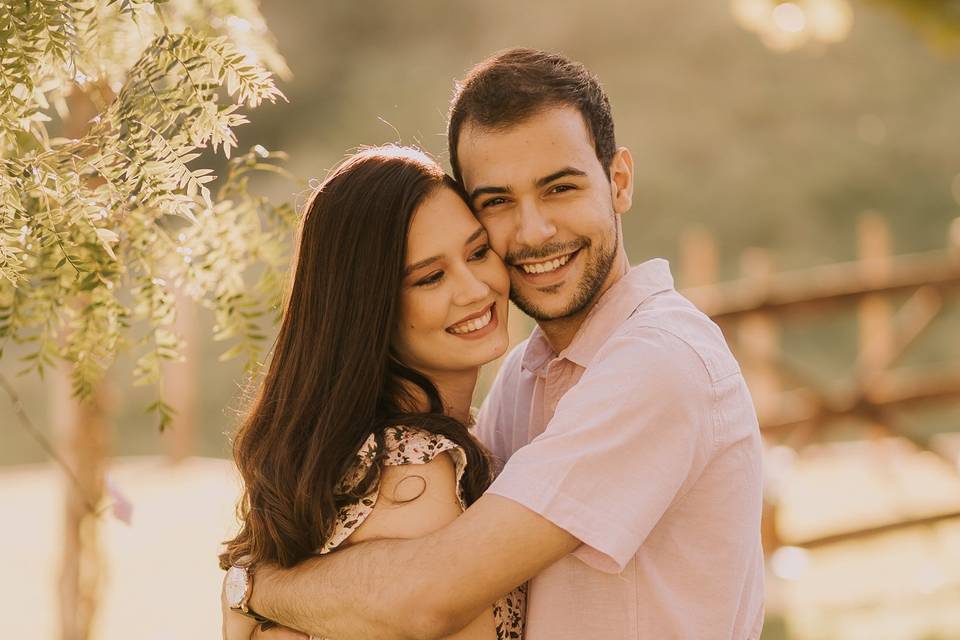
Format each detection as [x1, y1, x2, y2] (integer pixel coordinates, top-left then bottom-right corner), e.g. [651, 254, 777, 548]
[251, 623, 310, 639]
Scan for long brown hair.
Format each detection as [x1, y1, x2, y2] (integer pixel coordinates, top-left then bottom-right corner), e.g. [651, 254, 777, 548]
[219, 146, 493, 570]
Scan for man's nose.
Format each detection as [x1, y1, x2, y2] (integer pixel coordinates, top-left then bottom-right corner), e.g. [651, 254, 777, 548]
[515, 200, 557, 248]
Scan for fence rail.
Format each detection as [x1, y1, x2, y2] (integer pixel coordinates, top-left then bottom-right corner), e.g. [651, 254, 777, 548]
[679, 215, 960, 552]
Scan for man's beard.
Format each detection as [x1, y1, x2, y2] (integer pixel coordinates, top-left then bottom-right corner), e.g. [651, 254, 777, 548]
[508, 220, 618, 323]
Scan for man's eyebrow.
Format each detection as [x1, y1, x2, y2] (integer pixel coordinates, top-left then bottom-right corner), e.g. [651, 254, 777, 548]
[469, 167, 588, 202]
[403, 227, 487, 277]
[469, 184, 510, 202]
[535, 167, 587, 188]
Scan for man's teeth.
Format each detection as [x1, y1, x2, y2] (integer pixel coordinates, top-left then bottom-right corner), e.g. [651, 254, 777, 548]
[449, 308, 493, 335]
[519, 253, 573, 274]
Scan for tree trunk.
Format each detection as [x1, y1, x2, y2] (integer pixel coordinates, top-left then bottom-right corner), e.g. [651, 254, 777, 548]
[55, 85, 114, 640]
[54, 367, 111, 640]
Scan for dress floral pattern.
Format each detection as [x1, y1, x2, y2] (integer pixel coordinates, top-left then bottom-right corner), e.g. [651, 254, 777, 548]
[317, 425, 526, 639]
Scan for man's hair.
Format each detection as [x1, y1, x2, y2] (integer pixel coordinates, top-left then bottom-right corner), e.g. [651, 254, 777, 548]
[447, 48, 616, 184]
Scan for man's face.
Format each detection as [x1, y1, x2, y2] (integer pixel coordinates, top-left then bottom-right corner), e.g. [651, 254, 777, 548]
[457, 106, 631, 322]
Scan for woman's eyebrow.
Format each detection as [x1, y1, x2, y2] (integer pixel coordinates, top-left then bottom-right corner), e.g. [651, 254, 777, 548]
[402, 227, 487, 277]
[464, 226, 486, 245]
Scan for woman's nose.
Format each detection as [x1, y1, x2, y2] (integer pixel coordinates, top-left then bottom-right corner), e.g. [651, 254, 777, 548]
[452, 267, 491, 307]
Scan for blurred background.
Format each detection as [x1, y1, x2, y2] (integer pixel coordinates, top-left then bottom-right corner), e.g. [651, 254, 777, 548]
[2, 0, 960, 638]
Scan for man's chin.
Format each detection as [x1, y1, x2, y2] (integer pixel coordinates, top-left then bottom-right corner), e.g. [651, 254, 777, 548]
[510, 291, 578, 323]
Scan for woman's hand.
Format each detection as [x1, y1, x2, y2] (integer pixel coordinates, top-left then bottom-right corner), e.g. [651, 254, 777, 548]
[221, 572, 259, 640]
[251, 624, 311, 639]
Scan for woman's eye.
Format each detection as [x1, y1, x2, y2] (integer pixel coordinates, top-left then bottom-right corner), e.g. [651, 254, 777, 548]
[416, 271, 443, 286]
[469, 245, 490, 261]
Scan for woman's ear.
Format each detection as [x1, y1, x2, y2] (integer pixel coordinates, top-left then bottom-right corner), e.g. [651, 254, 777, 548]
[609, 147, 634, 215]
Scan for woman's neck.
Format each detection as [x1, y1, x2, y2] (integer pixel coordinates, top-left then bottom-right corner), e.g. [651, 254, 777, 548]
[434, 368, 479, 424]
[401, 367, 479, 424]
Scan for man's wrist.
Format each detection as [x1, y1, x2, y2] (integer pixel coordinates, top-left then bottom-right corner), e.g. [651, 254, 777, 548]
[246, 562, 275, 619]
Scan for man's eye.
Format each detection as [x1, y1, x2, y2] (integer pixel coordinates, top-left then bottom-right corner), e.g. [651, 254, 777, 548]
[416, 271, 443, 286]
[481, 197, 507, 208]
[470, 245, 490, 261]
[550, 184, 575, 193]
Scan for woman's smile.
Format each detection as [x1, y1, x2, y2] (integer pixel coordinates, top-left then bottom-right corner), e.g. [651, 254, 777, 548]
[446, 301, 499, 339]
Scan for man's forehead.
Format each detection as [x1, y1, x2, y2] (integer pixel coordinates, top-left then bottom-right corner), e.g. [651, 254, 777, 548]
[457, 107, 597, 186]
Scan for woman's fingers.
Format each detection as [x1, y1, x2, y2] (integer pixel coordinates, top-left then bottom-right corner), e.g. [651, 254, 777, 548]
[251, 623, 311, 639]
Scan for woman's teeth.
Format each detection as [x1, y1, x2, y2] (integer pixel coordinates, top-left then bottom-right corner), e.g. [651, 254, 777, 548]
[448, 307, 493, 335]
[519, 252, 573, 274]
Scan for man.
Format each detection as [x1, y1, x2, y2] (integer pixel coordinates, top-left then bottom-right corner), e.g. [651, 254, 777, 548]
[224, 48, 765, 639]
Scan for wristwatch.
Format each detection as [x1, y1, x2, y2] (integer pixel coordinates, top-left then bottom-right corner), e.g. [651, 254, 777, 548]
[225, 563, 271, 625]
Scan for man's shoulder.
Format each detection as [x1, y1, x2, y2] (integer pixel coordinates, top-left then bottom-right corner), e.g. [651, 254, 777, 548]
[599, 289, 741, 384]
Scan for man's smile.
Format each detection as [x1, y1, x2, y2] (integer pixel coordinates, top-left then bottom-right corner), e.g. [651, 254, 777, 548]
[512, 247, 581, 286]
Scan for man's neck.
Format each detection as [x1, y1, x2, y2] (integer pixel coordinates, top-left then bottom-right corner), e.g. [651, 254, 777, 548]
[539, 251, 630, 354]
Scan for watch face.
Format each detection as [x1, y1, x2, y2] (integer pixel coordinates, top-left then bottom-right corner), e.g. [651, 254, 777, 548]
[225, 566, 248, 608]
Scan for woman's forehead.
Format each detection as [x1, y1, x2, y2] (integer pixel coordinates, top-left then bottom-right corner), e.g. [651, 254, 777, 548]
[406, 188, 484, 261]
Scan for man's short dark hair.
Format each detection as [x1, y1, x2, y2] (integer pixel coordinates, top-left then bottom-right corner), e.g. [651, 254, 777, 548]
[447, 48, 616, 184]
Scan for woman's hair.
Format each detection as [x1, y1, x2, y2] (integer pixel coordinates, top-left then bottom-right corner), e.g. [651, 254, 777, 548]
[219, 146, 493, 570]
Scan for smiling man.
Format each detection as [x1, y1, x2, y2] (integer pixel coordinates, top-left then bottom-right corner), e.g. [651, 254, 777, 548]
[224, 49, 765, 640]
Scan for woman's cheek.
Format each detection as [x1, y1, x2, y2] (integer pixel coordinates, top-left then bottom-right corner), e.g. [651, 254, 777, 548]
[410, 289, 446, 337]
[486, 260, 510, 297]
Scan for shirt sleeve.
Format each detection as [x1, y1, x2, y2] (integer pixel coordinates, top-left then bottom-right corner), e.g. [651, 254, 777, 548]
[484, 327, 717, 574]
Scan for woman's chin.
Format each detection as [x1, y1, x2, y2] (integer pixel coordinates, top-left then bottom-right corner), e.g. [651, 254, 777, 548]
[434, 331, 509, 371]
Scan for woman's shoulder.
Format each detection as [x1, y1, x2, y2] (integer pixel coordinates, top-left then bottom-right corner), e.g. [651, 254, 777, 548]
[320, 425, 470, 555]
[379, 426, 468, 506]
[379, 425, 465, 465]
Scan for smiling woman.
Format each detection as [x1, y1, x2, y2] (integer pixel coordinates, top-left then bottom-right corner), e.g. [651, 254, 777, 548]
[395, 186, 511, 383]
[218, 145, 525, 639]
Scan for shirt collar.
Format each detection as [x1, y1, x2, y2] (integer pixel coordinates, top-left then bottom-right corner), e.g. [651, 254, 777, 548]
[520, 258, 675, 374]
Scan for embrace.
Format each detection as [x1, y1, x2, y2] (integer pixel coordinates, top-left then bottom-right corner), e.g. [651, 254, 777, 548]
[219, 48, 765, 640]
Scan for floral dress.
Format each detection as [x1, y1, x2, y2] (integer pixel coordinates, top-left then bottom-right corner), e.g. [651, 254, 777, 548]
[317, 425, 526, 639]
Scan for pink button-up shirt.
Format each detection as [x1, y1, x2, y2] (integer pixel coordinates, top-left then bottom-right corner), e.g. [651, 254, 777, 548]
[476, 259, 765, 639]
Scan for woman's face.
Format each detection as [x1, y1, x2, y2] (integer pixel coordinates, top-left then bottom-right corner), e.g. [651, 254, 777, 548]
[394, 186, 510, 378]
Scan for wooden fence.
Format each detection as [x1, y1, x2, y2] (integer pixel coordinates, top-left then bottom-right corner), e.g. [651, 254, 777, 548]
[680, 214, 960, 552]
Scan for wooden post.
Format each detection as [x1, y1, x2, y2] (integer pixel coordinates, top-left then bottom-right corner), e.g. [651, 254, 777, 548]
[162, 286, 198, 464]
[858, 213, 894, 371]
[736, 248, 783, 555]
[950, 217, 960, 261]
[857, 213, 894, 438]
[680, 226, 719, 289]
[738, 248, 781, 422]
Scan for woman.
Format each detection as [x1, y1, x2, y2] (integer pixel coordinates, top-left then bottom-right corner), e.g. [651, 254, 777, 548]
[219, 145, 524, 639]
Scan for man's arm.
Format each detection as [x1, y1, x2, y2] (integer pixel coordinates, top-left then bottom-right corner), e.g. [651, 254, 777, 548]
[249, 494, 579, 640]
[250, 328, 713, 640]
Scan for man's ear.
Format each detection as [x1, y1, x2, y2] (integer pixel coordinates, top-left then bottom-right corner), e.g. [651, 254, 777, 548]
[608, 147, 634, 215]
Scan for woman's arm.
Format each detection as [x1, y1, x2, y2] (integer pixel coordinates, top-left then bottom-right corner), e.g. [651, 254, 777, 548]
[338, 453, 497, 640]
